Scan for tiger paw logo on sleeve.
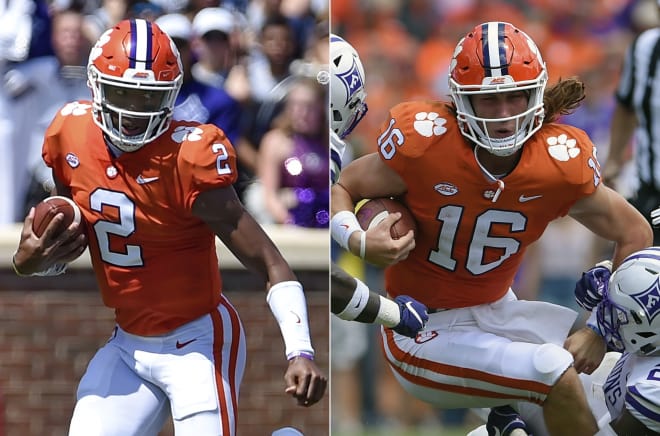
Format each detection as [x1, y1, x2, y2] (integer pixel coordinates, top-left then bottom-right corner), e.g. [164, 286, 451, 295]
[413, 112, 448, 137]
[547, 134, 580, 161]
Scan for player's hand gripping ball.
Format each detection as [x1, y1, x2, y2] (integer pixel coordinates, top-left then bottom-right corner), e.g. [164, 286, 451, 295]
[356, 197, 417, 238]
[32, 196, 83, 238]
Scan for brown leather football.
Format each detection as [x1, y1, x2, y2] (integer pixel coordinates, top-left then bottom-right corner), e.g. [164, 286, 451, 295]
[355, 197, 417, 239]
[32, 196, 82, 237]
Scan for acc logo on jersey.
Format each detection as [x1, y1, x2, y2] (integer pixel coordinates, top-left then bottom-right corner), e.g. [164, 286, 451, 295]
[413, 112, 447, 137]
[336, 59, 364, 105]
[65, 152, 80, 168]
[434, 182, 458, 196]
[547, 134, 580, 162]
[630, 279, 660, 322]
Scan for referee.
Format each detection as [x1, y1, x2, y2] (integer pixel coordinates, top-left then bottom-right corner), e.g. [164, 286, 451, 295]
[605, 4, 660, 245]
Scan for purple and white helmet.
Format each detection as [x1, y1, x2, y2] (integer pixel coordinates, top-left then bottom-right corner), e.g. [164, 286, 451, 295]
[599, 247, 660, 356]
[330, 34, 367, 139]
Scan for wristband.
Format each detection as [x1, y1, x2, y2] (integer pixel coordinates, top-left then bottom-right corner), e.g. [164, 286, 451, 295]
[11, 252, 67, 277]
[336, 277, 370, 320]
[359, 231, 367, 259]
[287, 351, 314, 361]
[376, 296, 401, 328]
[267, 281, 314, 359]
[32, 263, 67, 276]
[331, 210, 363, 251]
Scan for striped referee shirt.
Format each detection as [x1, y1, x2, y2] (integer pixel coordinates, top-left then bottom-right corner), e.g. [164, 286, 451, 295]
[617, 27, 660, 189]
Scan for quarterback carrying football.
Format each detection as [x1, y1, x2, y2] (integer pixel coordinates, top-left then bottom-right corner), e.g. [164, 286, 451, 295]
[331, 21, 651, 435]
[12, 19, 326, 435]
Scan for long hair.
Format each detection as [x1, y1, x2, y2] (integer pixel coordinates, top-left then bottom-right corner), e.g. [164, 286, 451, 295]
[542, 77, 586, 123]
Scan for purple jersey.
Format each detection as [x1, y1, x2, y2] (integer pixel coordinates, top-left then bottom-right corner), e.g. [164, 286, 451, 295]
[604, 352, 660, 433]
[280, 134, 329, 228]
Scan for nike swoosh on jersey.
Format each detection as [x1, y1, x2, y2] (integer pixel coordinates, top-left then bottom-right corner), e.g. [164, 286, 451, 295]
[175, 338, 197, 349]
[518, 194, 543, 202]
[136, 175, 160, 184]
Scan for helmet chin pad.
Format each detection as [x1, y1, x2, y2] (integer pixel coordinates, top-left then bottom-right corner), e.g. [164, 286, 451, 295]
[475, 127, 529, 157]
[96, 99, 171, 152]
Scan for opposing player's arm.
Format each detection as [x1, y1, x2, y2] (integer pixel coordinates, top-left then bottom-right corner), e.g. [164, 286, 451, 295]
[331, 263, 428, 337]
[331, 263, 380, 322]
[568, 183, 651, 268]
[611, 407, 660, 436]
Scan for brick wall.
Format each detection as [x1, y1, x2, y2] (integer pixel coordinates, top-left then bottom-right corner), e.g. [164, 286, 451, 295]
[0, 271, 329, 436]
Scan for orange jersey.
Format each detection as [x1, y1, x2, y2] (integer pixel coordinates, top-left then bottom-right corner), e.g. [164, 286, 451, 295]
[378, 101, 601, 309]
[42, 101, 238, 335]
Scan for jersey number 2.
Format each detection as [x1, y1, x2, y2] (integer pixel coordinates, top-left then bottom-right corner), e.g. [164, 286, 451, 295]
[90, 189, 142, 267]
[212, 143, 232, 175]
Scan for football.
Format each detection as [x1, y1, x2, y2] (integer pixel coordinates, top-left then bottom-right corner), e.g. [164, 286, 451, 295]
[32, 196, 83, 238]
[355, 197, 417, 239]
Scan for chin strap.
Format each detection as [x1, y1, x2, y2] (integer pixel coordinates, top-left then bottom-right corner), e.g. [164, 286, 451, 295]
[473, 146, 505, 203]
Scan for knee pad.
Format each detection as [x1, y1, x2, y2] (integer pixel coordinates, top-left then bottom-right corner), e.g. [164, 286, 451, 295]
[532, 343, 574, 383]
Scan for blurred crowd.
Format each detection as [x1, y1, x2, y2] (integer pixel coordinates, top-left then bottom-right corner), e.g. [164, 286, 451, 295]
[331, 0, 660, 433]
[0, 0, 329, 228]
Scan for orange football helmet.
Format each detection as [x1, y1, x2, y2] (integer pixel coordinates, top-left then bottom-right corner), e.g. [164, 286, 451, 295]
[87, 19, 183, 152]
[449, 22, 547, 156]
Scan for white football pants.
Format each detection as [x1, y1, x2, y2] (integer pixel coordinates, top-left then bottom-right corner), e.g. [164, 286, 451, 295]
[68, 295, 246, 436]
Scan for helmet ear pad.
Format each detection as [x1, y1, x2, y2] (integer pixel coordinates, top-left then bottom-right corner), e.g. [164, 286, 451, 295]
[330, 34, 368, 139]
[87, 18, 183, 152]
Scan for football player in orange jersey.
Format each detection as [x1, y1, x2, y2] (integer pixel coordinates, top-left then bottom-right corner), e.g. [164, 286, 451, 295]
[331, 21, 651, 436]
[11, 19, 326, 435]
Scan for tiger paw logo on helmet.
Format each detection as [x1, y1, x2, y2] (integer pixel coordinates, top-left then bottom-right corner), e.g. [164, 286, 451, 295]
[413, 112, 447, 137]
[547, 134, 580, 161]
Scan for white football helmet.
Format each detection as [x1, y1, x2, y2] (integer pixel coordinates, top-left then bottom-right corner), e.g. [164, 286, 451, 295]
[448, 22, 547, 156]
[598, 247, 660, 356]
[87, 19, 183, 152]
[330, 34, 367, 139]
